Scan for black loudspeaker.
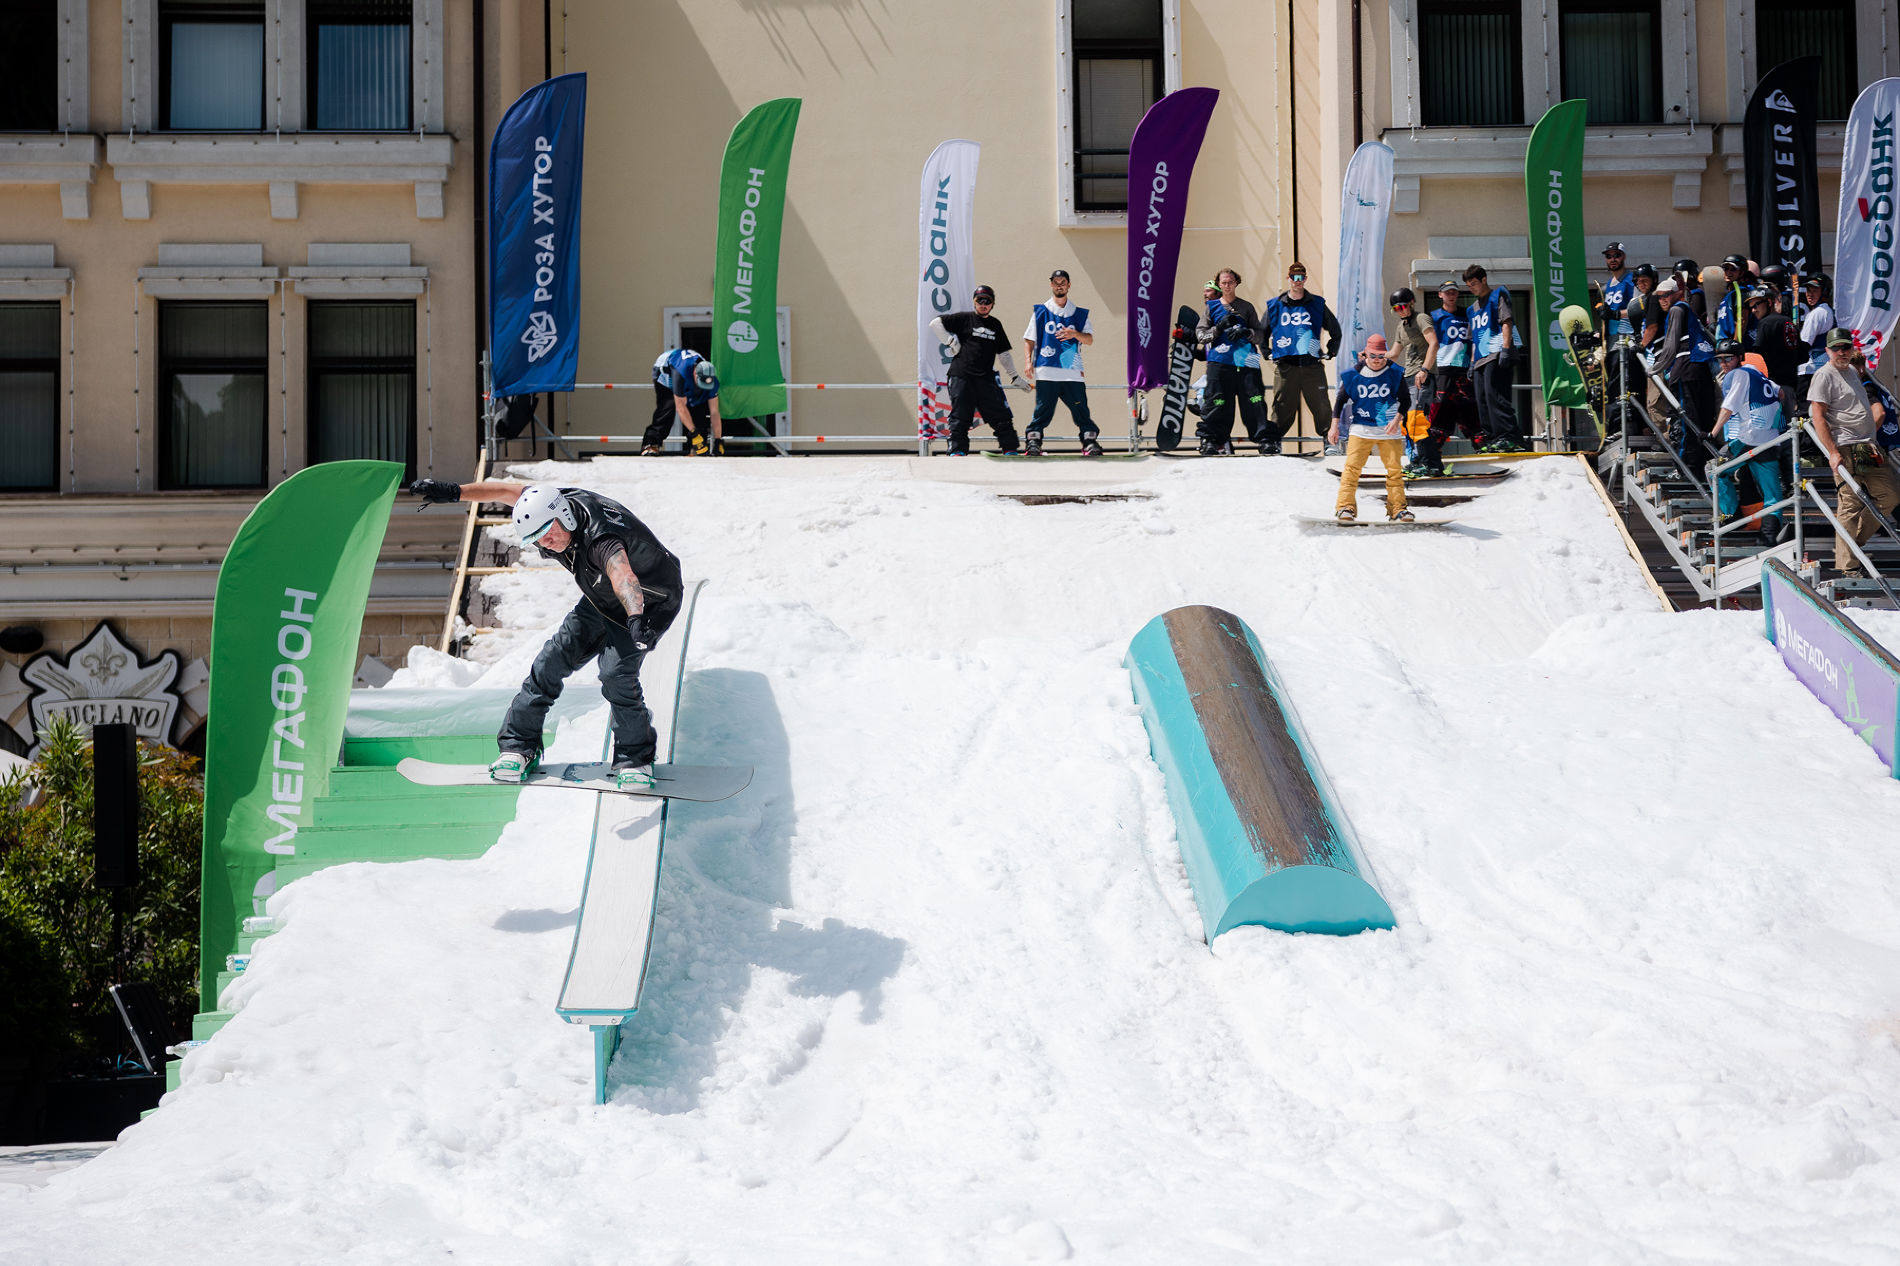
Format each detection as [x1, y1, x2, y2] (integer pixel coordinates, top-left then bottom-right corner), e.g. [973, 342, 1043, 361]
[93, 723, 139, 890]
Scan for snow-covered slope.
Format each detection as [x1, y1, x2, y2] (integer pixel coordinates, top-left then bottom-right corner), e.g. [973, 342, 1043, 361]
[8, 455, 1900, 1265]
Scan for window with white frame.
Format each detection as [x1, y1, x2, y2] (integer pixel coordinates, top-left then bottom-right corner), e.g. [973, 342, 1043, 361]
[0, 303, 59, 491]
[1417, 0, 1523, 127]
[1758, 0, 1856, 119]
[0, 3, 58, 132]
[1071, 0, 1164, 212]
[161, 2, 267, 131]
[1561, 0, 1662, 125]
[308, 0, 414, 131]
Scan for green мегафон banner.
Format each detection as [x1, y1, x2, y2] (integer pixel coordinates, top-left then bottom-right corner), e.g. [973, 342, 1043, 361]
[712, 97, 801, 419]
[198, 461, 402, 1002]
[1525, 98, 1588, 409]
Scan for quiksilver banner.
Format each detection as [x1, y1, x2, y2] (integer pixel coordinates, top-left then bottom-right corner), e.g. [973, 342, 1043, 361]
[1334, 141, 1395, 364]
[1524, 99, 1588, 407]
[489, 73, 587, 396]
[916, 139, 980, 439]
[199, 461, 401, 1002]
[1745, 59, 1822, 279]
[1836, 78, 1900, 365]
[1125, 87, 1218, 394]
[714, 98, 801, 418]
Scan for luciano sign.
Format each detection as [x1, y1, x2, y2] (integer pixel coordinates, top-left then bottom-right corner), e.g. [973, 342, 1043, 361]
[20, 621, 181, 755]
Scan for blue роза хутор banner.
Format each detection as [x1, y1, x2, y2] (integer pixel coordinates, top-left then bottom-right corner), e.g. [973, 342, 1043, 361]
[490, 73, 587, 396]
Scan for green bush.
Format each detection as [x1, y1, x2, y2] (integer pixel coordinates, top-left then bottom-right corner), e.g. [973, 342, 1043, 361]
[0, 717, 203, 1065]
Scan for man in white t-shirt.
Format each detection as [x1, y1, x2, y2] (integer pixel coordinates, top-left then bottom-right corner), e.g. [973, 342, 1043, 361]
[1807, 328, 1900, 576]
[1796, 274, 1835, 408]
[1020, 269, 1101, 457]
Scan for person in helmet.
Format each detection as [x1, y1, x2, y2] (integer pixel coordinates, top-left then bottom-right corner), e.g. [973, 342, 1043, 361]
[1708, 339, 1790, 545]
[1715, 253, 1757, 343]
[929, 284, 1027, 456]
[1672, 259, 1706, 322]
[1195, 268, 1271, 454]
[644, 347, 722, 456]
[406, 479, 683, 789]
[1627, 263, 1663, 351]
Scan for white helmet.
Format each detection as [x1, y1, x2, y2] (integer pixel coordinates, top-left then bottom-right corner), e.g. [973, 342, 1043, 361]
[691, 358, 718, 393]
[513, 485, 576, 546]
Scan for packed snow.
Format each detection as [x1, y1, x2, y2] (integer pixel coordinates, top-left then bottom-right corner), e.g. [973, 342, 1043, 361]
[7, 454, 1900, 1265]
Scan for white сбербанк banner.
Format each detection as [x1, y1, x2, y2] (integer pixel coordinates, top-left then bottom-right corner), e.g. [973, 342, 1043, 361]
[917, 139, 980, 438]
[1835, 77, 1900, 364]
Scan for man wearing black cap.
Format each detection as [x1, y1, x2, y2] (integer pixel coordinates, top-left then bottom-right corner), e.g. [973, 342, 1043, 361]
[1021, 269, 1101, 457]
[930, 285, 1026, 456]
[1672, 259, 1707, 323]
[1601, 243, 1636, 344]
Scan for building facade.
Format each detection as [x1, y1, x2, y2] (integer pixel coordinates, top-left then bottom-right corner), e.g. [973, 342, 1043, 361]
[4, 0, 1891, 752]
[530, 0, 1888, 450]
[0, 0, 486, 754]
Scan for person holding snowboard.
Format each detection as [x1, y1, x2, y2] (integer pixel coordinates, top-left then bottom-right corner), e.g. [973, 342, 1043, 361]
[408, 479, 682, 789]
[1196, 268, 1270, 454]
[1408, 279, 1480, 476]
[1328, 334, 1413, 522]
[930, 284, 1027, 455]
[643, 347, 722, 456]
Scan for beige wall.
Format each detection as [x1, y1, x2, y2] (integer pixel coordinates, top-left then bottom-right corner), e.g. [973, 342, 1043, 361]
[549, 1, 1287, 441]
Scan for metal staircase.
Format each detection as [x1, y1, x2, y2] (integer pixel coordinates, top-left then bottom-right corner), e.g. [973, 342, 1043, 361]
[1602, 383, 1900, 610]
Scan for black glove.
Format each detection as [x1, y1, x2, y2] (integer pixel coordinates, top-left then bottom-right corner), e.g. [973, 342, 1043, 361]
[410, 478, 462, 504]
[629, 616, 651, 652]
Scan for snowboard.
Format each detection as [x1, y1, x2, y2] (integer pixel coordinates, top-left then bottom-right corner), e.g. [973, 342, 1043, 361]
[984, 451, 1145, 461]
[396, 758, 753, 802]
[1295, 515, 1457, 530]
[1153, 305, 1200, 452]
[1326, 464, 1513, 484]
[1443, 451, 1589, 464]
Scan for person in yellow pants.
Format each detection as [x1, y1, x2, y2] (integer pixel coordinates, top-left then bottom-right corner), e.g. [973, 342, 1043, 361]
[1329, 335, 1413, 522]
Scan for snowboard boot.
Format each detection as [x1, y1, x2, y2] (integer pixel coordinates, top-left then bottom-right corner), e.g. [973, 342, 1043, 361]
[1024, 430, 1045, 458]
[688, 432, 711, 456]
[489, 750, 539, 784]
[1080, 435, 1104, 458]
[1479, 436, 1528, 454]
[612, 761, 657, 793]
[1221, 440, 1236, 456]
[1336, 507, 1357, 522]
[947, 424, 971, 456]
[640, 445, 662, 456]
[1390, 508, 1417, 523]
[1259, 441, 1281, 456]
[993, 423, 1021, 454]
[1401, 461, 1445, 478]
[1198, 438, 1217, 455]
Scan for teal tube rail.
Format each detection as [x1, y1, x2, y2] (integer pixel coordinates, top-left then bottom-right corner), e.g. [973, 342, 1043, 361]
[1125, 605, 1395, 940]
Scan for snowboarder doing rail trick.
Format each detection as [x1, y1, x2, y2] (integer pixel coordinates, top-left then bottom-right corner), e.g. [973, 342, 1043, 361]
[410, 478, 682, 790]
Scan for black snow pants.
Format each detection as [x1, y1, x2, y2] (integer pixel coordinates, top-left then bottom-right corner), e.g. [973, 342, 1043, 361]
[498, 590, 681, 766]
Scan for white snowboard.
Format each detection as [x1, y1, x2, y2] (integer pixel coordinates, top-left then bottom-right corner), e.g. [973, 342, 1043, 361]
[1294, 515, 1457, 530]
[396, 758, 752, 802]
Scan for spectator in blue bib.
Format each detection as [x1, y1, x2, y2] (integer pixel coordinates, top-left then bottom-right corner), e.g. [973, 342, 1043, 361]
[1263, 261, 1341, 454]
[1020, 268, 1102, 457]
[1329, 334, 1413, 522]
[1601, 242, 1637, 344]
[643, 347, 721, 456]
[1708, 339, 1790, 545]
[1195, 268, 1270, 455]
[1462, 264, 1528, 452]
